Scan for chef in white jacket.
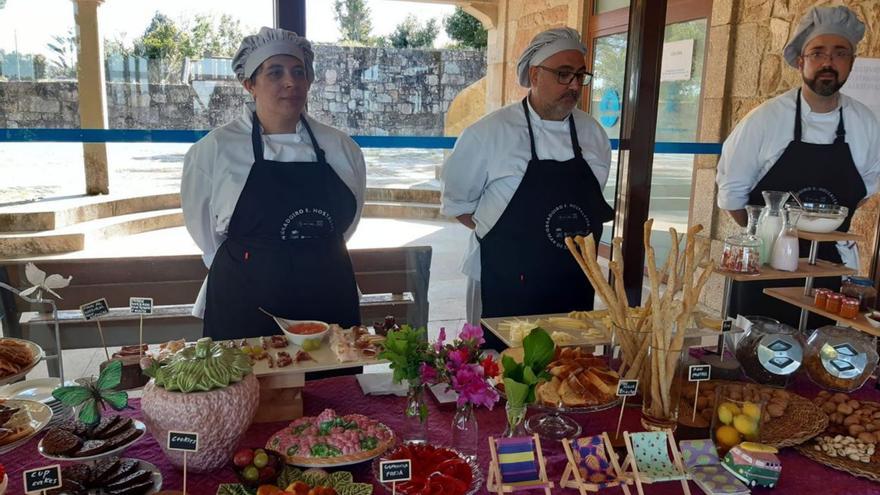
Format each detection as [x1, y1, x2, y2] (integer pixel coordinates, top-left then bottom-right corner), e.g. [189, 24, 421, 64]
[441, 27, 613, 348]
[181, 27, 366, 340]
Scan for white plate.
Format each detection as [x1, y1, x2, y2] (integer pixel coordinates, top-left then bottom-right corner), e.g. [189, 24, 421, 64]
[0, 377, 75, 402]
[0, 399, 53, 454]
[38, 419, 147, 461]
[0, 339, 44, 386]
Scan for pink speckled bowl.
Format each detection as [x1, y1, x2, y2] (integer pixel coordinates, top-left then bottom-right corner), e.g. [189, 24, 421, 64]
[141, 373, 260, 472]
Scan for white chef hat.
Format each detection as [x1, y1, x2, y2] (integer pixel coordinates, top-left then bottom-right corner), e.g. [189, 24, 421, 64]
[783, 6, 865, 68]
[232, 27, 315, 82]
[516, 27, 587, 87]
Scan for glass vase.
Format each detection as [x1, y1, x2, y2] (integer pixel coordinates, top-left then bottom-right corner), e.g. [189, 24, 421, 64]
[503, 402, 527, 437]
[640, 342, 685, 431]
[403, 381, 428, 444]
[451, 402, 478, 461]
[757, 190, 789, 266]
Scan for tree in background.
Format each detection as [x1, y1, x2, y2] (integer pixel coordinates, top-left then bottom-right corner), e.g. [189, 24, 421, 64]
[389, 15, 438, 49]
[47, 29, 78, 79]
[334, 0, 373, 45]
[444, 7, 487, 49]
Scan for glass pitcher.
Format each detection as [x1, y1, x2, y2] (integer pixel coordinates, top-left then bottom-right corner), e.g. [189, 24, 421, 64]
[757, 191, 790, 266]
[770, 208, 800, 272]
[721, 205, 763, 273]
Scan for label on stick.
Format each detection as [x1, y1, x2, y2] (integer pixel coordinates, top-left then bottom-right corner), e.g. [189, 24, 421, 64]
[129, 297, 153, 315]
[80, 298, 110, 320]
[616, 379, 639, 397]
[168, 431, 199, 452]
[23, 465, 62, 494]
[379, 459, 412, 483]
[689, 364, 712, 382]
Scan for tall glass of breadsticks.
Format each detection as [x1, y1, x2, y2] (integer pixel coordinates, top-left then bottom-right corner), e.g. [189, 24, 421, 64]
[565, 219, 715, 431]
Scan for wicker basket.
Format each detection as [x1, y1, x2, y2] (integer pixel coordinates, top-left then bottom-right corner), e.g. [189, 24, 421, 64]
[796, 443, 880, 483]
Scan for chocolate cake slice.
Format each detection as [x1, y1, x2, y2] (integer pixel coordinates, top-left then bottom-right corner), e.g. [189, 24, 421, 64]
[41, 427, 82, 455]
[72, 439, 110, 457]
[46, 478, 87, 495]
[57, 419, 89, 437]
[102, 459, 140, 484]
[95, 417, 133, 440]
[108, 479, 154, 495]
[104, 424, 142, 450]
[104, 470, 152, 491]
[91, 415, 123, 439]
[91, 456, 122, 485]
[61, 464, 92, 485]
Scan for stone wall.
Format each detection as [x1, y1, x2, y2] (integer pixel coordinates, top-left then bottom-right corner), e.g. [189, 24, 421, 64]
[0, 44, 486, 136]
[693, 0, 880, 310]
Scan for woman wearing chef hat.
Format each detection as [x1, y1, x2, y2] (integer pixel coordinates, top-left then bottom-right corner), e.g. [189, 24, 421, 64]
[716, 6, 880, 325]
[181, 27, 366, 340]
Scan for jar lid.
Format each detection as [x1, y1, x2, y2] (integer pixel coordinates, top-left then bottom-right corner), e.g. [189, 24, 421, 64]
[820, 342, 868, 380]
[846, 277, 874, 287]
[827, 293, 843, 300]
[757, 334, 803, 375]
[843, 297, 860, 305]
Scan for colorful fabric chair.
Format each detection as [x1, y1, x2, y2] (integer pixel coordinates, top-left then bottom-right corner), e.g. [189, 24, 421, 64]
[487, 434, 554, 494]
[560, 432, 632, 494]
[679, 439, 749, 495]
[621, 429, 691, 495]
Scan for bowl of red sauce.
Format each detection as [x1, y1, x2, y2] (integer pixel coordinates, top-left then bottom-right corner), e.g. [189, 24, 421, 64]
[281, 320, 330, 346]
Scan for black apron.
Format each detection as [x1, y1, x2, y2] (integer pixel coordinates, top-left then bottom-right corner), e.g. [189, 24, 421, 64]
[729, 89, 866, 328]
[203, 113, 361, 339]
[479, 99, 614, 348]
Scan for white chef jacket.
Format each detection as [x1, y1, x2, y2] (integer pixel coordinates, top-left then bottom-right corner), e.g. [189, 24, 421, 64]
[440, 98, 612, 285]
[716, 87, 880, 211]
[181, 103, 367, 317]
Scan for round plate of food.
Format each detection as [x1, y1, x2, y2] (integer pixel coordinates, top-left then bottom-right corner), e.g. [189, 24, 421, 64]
[0, 399, 53, 454]
[38, 416, 147, 461]
[266, 408, 395, 467]
[0, 338, 44, 386]
[373, 443, 483, 495]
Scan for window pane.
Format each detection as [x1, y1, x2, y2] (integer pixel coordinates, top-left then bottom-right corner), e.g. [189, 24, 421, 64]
[595, 0, 631, 14]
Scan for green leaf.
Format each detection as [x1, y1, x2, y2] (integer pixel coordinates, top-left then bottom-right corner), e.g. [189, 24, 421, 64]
[96, 360, 123, 390]
[78, 398, 101, 425]
[522, 366, 539, 386]
[501, 355, 524, 382]
[523, 328, 555, 370]
[216, 484, 256, 495]
[503, 378, 530, 407]
[99, 390, 129, 410]
[52, 386, 92, 407]
[276, 466, 303, 488]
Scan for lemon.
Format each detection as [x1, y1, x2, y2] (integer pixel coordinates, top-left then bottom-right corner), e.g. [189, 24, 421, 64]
[733, 414, 758, 437]
[302, 338, 321, 351]
[719, 402, 741, 416]
[742, 402, 761, 420]
[717, 404, 734, 425]
[716, 425, 742, 448]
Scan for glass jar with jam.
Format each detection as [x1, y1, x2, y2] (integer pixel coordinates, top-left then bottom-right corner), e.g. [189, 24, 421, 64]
[840, 298, 860, 320]
[826, 293, 843, 314]
[841, 277, 877, 312]
[814, 288, 830, 310]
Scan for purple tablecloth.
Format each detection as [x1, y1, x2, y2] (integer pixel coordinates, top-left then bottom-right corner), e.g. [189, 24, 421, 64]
[4, 375, 880, 495]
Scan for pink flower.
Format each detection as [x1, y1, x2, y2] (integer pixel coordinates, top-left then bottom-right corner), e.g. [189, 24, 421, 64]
[447, 348, 470, 370]
[433, 327, 447, 352]
[452, 364, 499, 409]
[419, 362, 438, 384]
[458, 323, 485, 345]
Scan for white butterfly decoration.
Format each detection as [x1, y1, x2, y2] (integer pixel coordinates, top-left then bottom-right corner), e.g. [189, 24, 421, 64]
[19, 262, 72, 300]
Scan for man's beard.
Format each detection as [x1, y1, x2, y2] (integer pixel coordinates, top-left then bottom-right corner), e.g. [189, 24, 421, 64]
[805, 68, 846, 97]
[546, 90, 580, 119]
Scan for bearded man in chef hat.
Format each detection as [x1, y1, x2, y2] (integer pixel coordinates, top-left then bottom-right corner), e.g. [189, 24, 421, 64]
[716, 5, 880, 328]
[440, 27, 615, 348]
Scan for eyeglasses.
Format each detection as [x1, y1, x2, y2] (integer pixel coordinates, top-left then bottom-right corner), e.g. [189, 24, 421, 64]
[536, 66, 593, 86]
[802, 50, 854, 64]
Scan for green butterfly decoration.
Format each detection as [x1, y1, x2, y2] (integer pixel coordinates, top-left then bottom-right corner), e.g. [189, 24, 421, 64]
[52, 360, 129, 425]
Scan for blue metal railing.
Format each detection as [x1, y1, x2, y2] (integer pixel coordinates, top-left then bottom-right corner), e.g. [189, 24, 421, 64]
[0, 129, 723, 154]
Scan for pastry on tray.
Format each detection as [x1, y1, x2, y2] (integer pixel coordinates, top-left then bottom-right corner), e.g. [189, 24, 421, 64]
[266, 408, 394, 466]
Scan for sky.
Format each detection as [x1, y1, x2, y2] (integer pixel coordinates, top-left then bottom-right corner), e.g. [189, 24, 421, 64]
[0, 0, 455, 57]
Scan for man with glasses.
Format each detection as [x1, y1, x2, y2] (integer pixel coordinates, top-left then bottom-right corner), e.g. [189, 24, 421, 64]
[441, 27, 614, 348]
[716, 6, 880, 326]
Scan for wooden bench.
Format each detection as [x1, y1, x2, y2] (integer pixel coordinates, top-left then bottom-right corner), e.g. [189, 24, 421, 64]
[1, 246, 431, 376]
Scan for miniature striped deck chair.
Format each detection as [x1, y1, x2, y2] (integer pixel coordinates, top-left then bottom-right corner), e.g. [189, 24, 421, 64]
[487, 434, 554, 494]
[678, 439, 749, 495]
[560, 432, 632, 494]
[621, 430, 690, 495]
